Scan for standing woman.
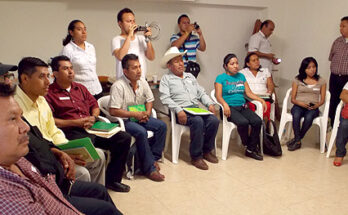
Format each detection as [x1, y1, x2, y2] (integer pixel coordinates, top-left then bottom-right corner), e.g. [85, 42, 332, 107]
[61, 20, 103, 99]
[215, 53, 267, 161]
[240, 52, 274, 121]
[287, 57, 326, 151]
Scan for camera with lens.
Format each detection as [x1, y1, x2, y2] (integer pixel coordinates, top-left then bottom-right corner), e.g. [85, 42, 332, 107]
[193, 22, 200, 30]
[135, 25, 148, 32]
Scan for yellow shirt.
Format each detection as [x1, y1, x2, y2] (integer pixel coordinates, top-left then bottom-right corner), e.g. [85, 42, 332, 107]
[14, 85, 68, 145]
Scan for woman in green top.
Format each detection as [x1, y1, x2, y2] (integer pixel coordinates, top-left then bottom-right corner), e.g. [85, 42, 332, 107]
[215, 53, 267, 160]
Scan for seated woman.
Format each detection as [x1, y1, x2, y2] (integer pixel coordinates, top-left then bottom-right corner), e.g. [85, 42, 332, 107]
[240, 52, 274, 121]
[333, 83, 348, 166]
[61, 20, 103, 100]
[287, 57, 326, 151]
[215, 53, 267, 161]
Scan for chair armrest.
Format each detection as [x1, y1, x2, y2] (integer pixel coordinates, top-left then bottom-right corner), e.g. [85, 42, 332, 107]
[250, 100, 263, 118]
[97, 116, 110, 123]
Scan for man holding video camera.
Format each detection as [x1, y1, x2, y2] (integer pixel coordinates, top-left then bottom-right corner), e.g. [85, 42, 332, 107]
[112, 8, 155, 80]
[170, 14, 206, 78]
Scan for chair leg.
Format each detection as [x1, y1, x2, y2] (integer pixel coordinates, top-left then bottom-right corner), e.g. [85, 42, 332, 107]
[278, 120, 287, 141]
[172, 129, 182, 164]
[320, 122, 328, 153]
[327, 125, 338, 158]
[221, 127, 232, 160]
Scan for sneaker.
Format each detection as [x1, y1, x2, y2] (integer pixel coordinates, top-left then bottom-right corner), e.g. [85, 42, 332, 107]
[288, 142, 301, 151]
[286, 138, 296, 147]
[245, 150, 263, 161]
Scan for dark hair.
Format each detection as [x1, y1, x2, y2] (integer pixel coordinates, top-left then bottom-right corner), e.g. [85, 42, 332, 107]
[121, 54, 139, 69]
[62, 20, 83, 46]
[223, 53, 237, 68]
[244, 52, 261, 71]
[117, 8, 134, 22]
[296, 57, 320, 83]
[50, 55, 71, 72]
[261, 20, 272, 29]
[341, 16, 348, 22]
[178, 14, 189, 24]
[0, 82, 15, 97]
[18, 57, 48, 84]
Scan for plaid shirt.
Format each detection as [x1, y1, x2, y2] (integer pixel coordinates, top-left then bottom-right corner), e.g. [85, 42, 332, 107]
[329, 36, 348, 75]
[0, 158, 81, 215]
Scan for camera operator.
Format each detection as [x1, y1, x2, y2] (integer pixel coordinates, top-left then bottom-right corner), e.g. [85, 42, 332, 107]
[170, 14, 206, 77]
[112, 8, 155, 80]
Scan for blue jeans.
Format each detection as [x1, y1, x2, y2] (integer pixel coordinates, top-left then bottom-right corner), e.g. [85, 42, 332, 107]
[335, 117, 348, 157]
[227, 106, 262, 152]
[184, 113, 219, 159]
[291, 105, 319, 142]
[125, 117, 166, 175]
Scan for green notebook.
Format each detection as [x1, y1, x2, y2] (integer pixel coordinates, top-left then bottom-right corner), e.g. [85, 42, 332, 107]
[183, 107, 212, 115]
[90, 121, 119, 132]
[127, 104, 146, 122]
[57, 137, 100, 162]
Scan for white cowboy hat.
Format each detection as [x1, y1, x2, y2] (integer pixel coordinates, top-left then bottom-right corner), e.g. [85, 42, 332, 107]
[160, 47, 187, 69]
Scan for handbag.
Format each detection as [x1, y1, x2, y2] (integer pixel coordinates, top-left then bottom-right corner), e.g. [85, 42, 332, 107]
[182, 37, 200, 78]
[262, 120, 282, 156]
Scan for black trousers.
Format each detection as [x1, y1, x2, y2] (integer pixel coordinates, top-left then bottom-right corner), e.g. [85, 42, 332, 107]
[329, 73, 348, 126]
[64, 128, 131, 185]
[66, 180, 122, 215]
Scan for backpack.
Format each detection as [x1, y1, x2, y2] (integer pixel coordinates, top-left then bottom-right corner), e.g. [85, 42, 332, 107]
[262, 120, 282, 156]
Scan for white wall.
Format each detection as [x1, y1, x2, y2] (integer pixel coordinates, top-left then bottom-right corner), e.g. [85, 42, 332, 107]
[0, 0, 346, 99]
[0, 0, 265, 93]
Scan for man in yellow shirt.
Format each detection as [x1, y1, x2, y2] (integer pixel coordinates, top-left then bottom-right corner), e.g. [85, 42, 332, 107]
[14, 57, 105, 185]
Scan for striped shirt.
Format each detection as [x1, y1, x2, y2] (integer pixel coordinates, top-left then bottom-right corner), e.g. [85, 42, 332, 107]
[329, 36, 348, 75]
[170, 33, 200, 66]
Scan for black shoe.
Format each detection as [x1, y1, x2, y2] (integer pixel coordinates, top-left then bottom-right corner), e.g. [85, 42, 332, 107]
[245, 150, 263, 161]
[106, 182, 130, 192]
[288, 142, 301, 151]
[286, 138, 296, 147]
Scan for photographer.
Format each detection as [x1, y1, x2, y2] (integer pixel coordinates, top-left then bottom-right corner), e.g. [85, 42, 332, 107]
[112, 8, 155, 80]
[170, 14, 206, 77]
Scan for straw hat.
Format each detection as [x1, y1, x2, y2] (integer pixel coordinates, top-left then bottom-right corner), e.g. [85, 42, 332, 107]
[160, 47, 187, 69]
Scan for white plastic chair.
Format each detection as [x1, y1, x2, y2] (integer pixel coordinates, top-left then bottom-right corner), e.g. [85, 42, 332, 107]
[326, 101, 344, 158]
[278, 88, 330, 153]
[270, 93, 276, 121]
[170, 110, 191, 164]
[210, 89, 263, 160]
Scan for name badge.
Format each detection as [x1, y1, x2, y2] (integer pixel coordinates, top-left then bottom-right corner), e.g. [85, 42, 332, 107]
[313, 88, 320, 91]
[59, 97, 70, 100]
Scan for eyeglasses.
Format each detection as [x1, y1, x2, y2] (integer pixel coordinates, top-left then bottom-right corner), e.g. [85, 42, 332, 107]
[0, 72, 15, 83]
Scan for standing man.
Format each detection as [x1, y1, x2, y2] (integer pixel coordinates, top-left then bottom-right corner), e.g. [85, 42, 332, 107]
[159, 47, 219, 170]
[14, 57, 106, 187]
[109, 54, 166, 182]
[248, 20, 277, 73]
[170, 14, 206, 72]
[111, 8, 155, 80]
[328, 16, 348, 126]
[45, 55, 132, 192]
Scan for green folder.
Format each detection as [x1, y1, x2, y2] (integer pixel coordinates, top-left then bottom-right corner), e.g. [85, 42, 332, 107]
[90, 121, 119, 132]
[127, 104, 146, 122]
[183, 107, 212, 115]
[57, 137, 100, 162]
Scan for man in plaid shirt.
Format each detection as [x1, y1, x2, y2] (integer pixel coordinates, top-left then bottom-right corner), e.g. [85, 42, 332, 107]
[329, 16, 348, 126]
[0, 83, 82, 215]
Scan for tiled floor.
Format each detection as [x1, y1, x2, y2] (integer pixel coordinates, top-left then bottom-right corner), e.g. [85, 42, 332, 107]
[109, 119, 348, 215]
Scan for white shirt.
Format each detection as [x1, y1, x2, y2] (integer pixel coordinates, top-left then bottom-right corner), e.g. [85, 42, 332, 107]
[111, 35, 148, 80]
[239, 67, 271, 95]
[60, 41, 102, 96]
[248, 31, 273, 72]
[344, 82, 348, 90]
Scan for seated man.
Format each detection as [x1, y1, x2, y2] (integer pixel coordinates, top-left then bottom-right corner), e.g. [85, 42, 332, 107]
[109, 54, 166, 182]
[0, 62, 17, 86]
[45, 55, 131, 192]
[14, 57, 106, 186]
[0, 83, 81, 215]
[159, 47, 219, 170]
